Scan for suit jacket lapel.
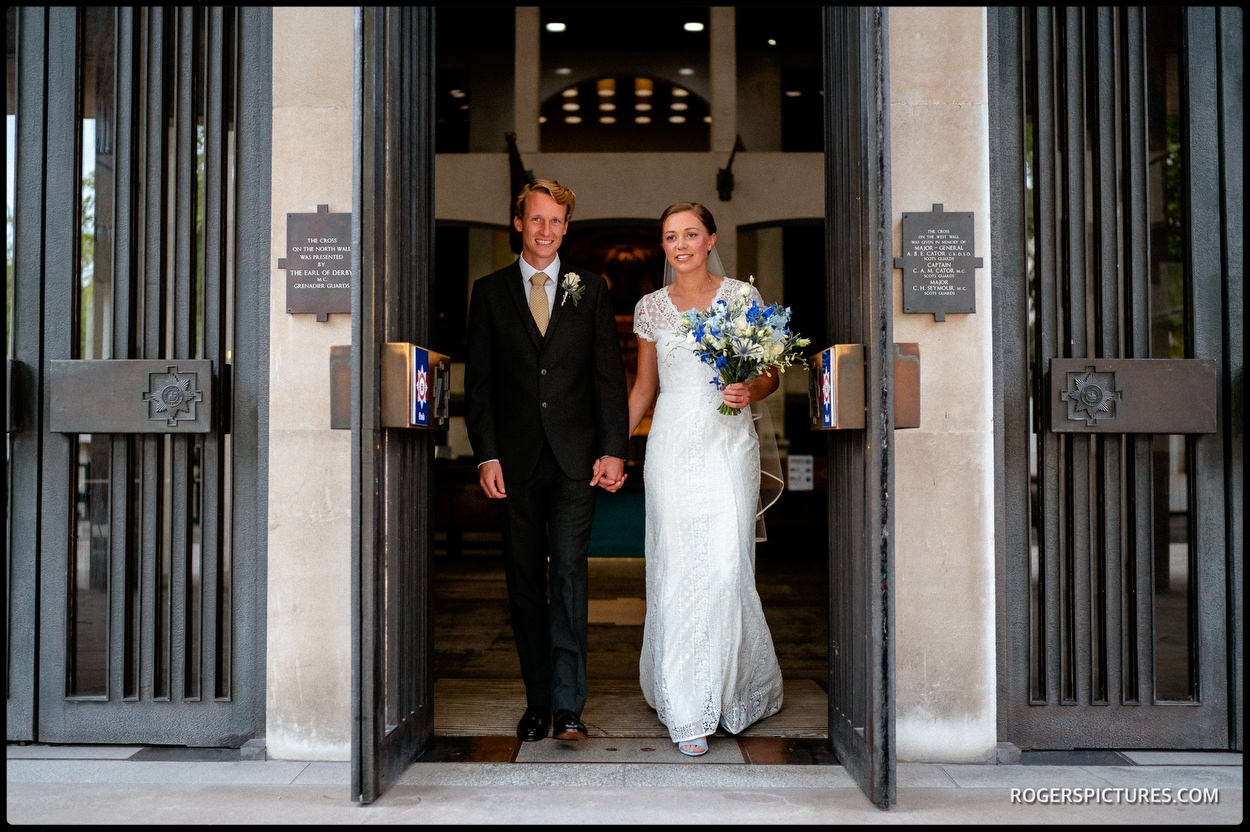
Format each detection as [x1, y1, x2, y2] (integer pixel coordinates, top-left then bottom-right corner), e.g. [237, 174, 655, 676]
[546, 270, 568, 336]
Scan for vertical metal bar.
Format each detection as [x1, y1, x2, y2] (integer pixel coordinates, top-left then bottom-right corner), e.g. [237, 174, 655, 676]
[398, 8, 415, 722]
[1091, 6, 1120, 706]
[352, 5, 381, 803]
[868, 9, 894, 804]
[140, 5, 168, 701]
[167, 4, 196, 702]
[1032, 8, 1062, 706]
[825, 6, 858, 733]
[388, 8, 406, 726]
[410, 5, 437, 723]
[110, 6, 136, 702]
[988, 2, 1034, 734]
[1060, 6, 1092, 706]
[1181, 6, 1228, 717]
[198, 4, 227, 704]
[231, 3, 272, 725]
[1119, 7, 1151, 706]
[38, 4, 80, 710]
[1216, 5, 1244, 751]
[8, 4, 51, 740]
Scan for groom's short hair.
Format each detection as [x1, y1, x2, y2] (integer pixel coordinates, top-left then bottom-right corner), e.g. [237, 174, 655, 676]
[514, 179, 576, 223]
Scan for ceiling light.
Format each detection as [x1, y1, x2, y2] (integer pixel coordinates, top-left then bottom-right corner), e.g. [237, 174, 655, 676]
[562, 88, 578, 97]
[635, 116, 652, 124]
[671, 102, 688, 111]
[703, 116, 712, 123]
[555, 67, 572, 75]
[635, 78, 654, 97]
[767, 38, 777, 46]
[546, 22, 566, 33]
[668, 115, 686, 124]
[635, 102, 652, 111]
[539, 116, 547, 124]
[449, 89, 466, 99]
[678, 68, 695, 76]
[565, 115, 582, 124]
[672, 87, 689, 98]
[599, 102, 616, 111]
[785, 90, 802, 97]
[597, 78, 616, 97]
[599, 116, 616, 124]
[683, 22, 704, 32]
[562, 102, 580, 112]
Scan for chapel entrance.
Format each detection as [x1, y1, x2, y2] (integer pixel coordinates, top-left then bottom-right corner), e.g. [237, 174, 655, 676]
[351, 6, 898, 808]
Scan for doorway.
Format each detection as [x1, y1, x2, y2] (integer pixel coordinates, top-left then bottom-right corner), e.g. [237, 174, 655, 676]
[426, 217, 834, 757]
[352, 6, 897, 807]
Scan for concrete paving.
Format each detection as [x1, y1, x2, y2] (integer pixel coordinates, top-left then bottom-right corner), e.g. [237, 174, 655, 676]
[5, 744, 1242, 825]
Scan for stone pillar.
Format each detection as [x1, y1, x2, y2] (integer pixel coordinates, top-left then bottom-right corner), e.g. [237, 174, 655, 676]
[709, 7, 737, 153]
[514, 7, 541, 153]
[889, 7, 998, 763]
[266, 6, 355, 761]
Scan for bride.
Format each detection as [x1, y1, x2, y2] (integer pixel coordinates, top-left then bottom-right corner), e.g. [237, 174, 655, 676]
[626, 202, 785, 757]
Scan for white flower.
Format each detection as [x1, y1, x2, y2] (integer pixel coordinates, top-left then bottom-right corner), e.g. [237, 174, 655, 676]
[560, 272, 585, 307]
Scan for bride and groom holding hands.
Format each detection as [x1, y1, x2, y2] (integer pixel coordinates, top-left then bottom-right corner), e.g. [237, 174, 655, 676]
[464, 179, 785, 757]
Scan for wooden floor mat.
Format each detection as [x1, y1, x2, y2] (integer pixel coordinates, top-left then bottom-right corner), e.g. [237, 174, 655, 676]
[435, 678, 829, 738]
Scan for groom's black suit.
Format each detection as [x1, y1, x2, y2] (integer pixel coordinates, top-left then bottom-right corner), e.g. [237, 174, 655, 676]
[464, 259, 628, 718]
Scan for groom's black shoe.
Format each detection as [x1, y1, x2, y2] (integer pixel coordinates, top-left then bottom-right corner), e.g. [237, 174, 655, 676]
[552, 710, 588, 741]
[516, 706, 550, 742]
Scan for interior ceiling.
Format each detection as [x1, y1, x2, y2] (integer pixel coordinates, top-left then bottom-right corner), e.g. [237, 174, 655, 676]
[434, 6, 822, 56]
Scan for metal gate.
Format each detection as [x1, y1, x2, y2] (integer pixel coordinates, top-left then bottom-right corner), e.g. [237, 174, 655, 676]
[351, 7, 437, 803]
[822, 6, 897, 809]
[6, 6, 270, 746]
[990, 6, 1242, 750]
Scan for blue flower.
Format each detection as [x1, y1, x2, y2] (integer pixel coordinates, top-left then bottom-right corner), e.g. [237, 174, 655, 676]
[670, 276, 812, 416]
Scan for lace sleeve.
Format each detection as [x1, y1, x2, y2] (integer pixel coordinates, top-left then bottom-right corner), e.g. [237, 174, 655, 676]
[633, 292, 659, 342]
[749, 284, 766, 310]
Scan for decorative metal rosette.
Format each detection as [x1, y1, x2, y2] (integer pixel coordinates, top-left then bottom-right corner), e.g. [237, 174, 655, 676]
[144, 366, 204, 426]
[1061, 366, 1120, 426]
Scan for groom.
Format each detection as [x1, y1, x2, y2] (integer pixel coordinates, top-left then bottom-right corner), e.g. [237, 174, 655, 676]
[464, 179, 629, 742]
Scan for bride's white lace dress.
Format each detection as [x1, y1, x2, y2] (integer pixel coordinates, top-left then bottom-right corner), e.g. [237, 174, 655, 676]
[633, 277, 784, 743]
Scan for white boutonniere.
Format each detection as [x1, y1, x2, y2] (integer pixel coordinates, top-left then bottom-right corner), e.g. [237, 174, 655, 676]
[560, 272, 585, 307]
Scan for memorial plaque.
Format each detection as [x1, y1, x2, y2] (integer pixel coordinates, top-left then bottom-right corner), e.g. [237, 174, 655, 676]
[279, 204, 352, 321]
[893, 204, 981, 321]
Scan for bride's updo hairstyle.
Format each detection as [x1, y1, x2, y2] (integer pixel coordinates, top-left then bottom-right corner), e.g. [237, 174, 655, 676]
[659, 202, 717, 236]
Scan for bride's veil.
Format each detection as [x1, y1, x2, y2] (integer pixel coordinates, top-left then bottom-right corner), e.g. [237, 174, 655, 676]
[664, 246, 786, 543]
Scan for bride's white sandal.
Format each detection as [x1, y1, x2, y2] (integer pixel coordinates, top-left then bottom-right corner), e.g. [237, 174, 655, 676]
[677, 736, 709, 757]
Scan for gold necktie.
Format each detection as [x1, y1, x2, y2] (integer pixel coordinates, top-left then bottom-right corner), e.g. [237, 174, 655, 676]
[529, 272, 550, 335]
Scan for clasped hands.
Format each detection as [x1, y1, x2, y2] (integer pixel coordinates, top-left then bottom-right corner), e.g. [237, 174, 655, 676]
[477, 455, 627, 500]
[590, 455, 627, 493]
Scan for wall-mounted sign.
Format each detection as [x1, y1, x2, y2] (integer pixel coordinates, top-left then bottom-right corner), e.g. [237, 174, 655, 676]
[893, 203, 982, 322]
[279, 204, 352, 322]
[808, 344, 865, 430]
[787, 454, 814, 491]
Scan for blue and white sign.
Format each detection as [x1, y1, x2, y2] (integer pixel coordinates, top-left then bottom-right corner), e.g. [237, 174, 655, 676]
[820, 347, 834, 428]
[411, 346, 431, 427]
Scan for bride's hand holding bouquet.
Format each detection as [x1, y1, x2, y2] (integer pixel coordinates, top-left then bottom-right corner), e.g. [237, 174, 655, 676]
[674, 276, 811, 416]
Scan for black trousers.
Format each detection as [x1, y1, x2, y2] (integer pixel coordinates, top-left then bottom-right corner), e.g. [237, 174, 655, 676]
[498, 442, 596, 716]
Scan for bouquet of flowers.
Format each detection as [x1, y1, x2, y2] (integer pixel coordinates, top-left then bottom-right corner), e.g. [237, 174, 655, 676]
[674, 277, 811, 415]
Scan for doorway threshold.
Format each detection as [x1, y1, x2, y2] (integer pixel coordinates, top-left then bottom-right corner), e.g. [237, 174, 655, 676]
[415, 734, 837, 765]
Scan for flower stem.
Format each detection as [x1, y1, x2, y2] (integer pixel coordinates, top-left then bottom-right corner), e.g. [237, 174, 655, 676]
[719, 403, 741, 416]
